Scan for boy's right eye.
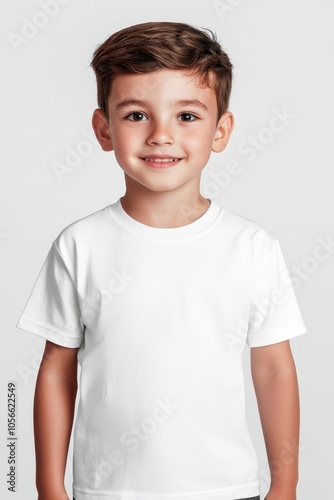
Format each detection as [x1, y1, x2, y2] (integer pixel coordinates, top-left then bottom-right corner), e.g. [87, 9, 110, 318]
[124, 112, 148, 121]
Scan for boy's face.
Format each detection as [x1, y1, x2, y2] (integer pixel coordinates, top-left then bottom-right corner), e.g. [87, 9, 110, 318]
[93, 69, 233, 194]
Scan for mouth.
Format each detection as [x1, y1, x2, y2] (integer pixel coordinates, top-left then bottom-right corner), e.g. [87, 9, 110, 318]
[140, 156, 182, 168]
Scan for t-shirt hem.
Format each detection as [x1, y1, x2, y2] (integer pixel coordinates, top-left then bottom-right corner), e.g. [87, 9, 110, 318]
[73, 481, 260, 500]
[16, 316, 82, 348]
[247, 322, 307, 347]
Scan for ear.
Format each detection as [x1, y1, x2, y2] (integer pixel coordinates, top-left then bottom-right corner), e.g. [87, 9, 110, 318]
[92, 108, 114, 152]
[212, 112, 234, 153]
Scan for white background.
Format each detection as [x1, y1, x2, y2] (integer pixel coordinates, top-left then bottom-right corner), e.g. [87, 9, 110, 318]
[1, 0, 333, 498]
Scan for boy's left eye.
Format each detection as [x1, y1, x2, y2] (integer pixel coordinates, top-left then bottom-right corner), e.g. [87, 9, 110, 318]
[178, 113, 198, 122]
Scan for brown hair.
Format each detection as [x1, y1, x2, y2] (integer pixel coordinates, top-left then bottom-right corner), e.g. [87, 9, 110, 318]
[90, 21, 233, 124]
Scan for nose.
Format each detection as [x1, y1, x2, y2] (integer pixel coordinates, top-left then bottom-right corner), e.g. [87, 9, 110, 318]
[146, 119, 175, 146]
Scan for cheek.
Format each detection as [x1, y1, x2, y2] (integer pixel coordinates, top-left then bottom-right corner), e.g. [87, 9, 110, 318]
[111, 128, 143, 168]
[185, 130, 214, 155]
[112, 128, 136, 152]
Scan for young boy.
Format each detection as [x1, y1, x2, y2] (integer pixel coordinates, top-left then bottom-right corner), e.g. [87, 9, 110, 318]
[16, 21, 307, 500]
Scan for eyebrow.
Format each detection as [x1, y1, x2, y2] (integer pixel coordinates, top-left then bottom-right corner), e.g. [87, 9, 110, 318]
[176, 99, 209, 112]
[115, 99, 209, 112]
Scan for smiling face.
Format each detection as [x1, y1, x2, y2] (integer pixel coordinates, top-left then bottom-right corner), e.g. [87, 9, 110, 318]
[92, 68, 234, 195]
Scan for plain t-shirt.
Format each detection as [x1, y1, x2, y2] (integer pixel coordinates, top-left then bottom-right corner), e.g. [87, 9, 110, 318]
[16, 198, 307, 500]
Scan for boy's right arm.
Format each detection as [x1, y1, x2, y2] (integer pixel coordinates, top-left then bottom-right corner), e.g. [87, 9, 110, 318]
[34, 340, 79, 500]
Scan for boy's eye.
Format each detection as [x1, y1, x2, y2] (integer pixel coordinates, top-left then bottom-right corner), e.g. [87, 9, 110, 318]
[124, 111, 198, 122]
[125, 112, 147, 121]
[178, 112, 198, 122]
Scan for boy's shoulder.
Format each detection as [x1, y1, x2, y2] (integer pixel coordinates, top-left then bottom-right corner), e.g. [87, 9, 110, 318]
[219, 204, 278, 251]
[52, 203, 111, 256]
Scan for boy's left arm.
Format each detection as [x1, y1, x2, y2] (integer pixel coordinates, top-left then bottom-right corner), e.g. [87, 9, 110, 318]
[250, 340, 301, 500]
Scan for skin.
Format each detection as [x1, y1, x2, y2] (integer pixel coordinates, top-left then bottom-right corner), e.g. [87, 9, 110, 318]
[92, 68, 234, 227]
[35, 341, 78, 500]
[34, 69, 301, 499]
[251, 340, 301, 500]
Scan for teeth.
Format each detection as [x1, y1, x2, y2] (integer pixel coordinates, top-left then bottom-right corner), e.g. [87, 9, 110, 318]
[144, 158, 179, 163]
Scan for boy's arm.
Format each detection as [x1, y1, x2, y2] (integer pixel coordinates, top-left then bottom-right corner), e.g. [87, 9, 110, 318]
[250, 340, 300, 500]
[34, 340, 79, 500]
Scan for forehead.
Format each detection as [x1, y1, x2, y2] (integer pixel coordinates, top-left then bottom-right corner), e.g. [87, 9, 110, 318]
[108, 68, 216, 107]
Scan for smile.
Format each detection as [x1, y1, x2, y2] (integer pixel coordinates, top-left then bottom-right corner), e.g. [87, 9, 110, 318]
[143, 158, 180, 163]
[140, 157, 182, 168]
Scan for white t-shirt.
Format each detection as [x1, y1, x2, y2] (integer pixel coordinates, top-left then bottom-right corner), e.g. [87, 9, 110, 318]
[16, 198, 307, 500]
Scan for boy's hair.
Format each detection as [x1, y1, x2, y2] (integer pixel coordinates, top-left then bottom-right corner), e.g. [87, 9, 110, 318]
[90, 21, 233, 124]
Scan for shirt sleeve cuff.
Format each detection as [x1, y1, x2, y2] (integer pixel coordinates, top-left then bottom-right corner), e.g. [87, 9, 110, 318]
[16, 316, 83, 348]
[247, 322, 307, 347]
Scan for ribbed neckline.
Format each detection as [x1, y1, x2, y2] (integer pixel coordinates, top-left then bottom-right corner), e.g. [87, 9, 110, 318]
[106, 198, 222, 240]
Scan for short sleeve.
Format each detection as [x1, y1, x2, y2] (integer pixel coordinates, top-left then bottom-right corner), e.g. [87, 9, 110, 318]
[246, 239, 307, 347]
[16, 241, 84, 348]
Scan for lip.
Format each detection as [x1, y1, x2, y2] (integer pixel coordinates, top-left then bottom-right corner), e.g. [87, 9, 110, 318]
[141, 154, 181, 159]
[140, 154, 183, 168]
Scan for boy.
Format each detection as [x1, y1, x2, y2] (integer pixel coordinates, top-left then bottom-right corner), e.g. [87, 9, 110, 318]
[16, 21, 307, 500]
